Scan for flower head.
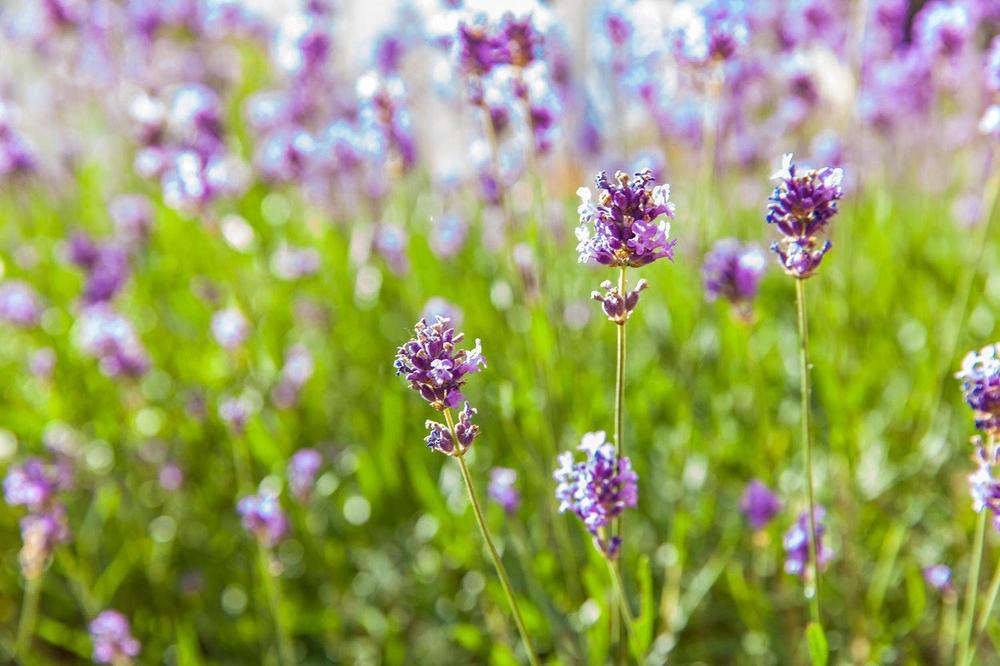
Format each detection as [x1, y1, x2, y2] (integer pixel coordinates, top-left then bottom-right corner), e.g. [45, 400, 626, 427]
[4, 458, 61, 510]
[741, 479, 781, 530]
[703, 239, 767, 309]
[19, 505, 70, 579]
[394, 317, 486, 410]
[957, 343, 1000, 434]
[766, 153, 843, 279]
[488, 467, 520, 513]
[237, 491, 288, 547]
[576, 169, 677, 268]
[554, 431, 638, 559]
[288, 448, 323, 502]
[783, 506, 833, 577]
[90, 610, 141, 665]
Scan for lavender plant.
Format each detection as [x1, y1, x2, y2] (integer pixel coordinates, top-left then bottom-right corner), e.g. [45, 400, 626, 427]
[765, 152, 843, 631]
[394, 316, 538, 665]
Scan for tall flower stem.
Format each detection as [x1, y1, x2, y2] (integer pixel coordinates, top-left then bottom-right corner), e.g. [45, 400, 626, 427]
[257, 546, 295, 666]
[15, 574, 42, 660]
[795, 278, 821, 623]
[606, 556, 644, 661]
[445, 410, 540, 666]
[957, 510, 987, 666]
[612, 266, 628, 664]
[971, 556, 1000, 665]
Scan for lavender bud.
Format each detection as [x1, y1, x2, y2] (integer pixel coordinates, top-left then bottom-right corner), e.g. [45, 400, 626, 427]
[591, 279, 649, 325]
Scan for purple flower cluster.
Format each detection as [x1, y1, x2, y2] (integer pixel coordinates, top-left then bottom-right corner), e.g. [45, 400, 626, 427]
[703, 239, 767, 310]
[288, 448, 323, 503]
[0, 100, 35, 177]
[272, 344, 314, 409]
[68, 232, 131, 304]
[4, 457, 72, 578]
[109, 194, 154, 248]
[591, 278, 649, 325]
[237, 491, 288, 547]
[456, 13, 541, 79]
[554, 431, 638, 559]
[0, 279, 43, 327]
[956, 343, 1000, 434]
[211, 307, 249, 350]
[968, 442, 1000, 530]
[914, 1, 972, 60]
[488, 467, 520, 514]
[672, 2, 749, 65]
[783, 506, 833, 577]
[394, 317, 486, 411]
[425, 402, 480, 456]
[766, 153, 843, 279]
[923, 564, 954, 594]
[740, 479, 781, 530]
[90, 609, 141, 665]
[576, 169, 677, 268]
[74, 304, 150, 378]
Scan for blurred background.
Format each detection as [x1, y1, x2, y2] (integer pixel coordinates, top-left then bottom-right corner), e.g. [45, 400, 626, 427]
[0, 0, 997, 663]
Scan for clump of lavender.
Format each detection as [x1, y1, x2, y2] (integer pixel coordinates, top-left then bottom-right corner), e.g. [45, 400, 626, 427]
[73, 305, 150, 378]
[703, 239, 767, 316]
[575, 169, 677, 269]
[783, 507, 832, 577]
[393, 317, 486, 411]
[0, 280, 42, 327]
[90, 610, 141, 665]
[741, 479, 781, 530]
[766, 153, 843, 279]
[287, 448, 323, 503]
[488, 467, 520, 514]
[956, 343, 1000, 434]
[555, 432, 638, 560]
[395, 316, 536, 664]
[237, 491, 288, 547]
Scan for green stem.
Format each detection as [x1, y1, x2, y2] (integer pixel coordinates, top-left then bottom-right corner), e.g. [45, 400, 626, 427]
[15, 574, 42, 661]
[957, 509, 987, 666]
[970, 556, 1000, 665]
[257, 546, 295, 666]
[795, 278, 821, 624]
[606, 557, 644, 662]
[446, 411, 539, 666]
[613, 266, 628, 664]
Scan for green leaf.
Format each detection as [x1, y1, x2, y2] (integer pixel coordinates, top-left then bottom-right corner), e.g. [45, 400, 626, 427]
[806, 622, 828, 666]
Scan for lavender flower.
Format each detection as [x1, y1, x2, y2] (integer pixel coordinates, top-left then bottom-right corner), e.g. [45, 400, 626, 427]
[591, 278, 649, 324]
[74, 305, 150, 378]
[914, 1, 972, 59]
[766, 153, 843, 279]
[956, 343, 1000, 434]
[576, 169, 677, 268]
[456, 19, 509, 79]
[424, 402, 480, 456]
[394, 317, 486, 411]
[109, 194, 154, 247]
[0, 280, 42, 327]
[219, 394, 255, 435]
[741, 479, 781, 530]
[783, 506, 833, 577]
[968, 441, 1000, 530]
[488, 467, 520, 514]
[237, 491, 288, 547]
[554, 431, 638, 559]
[924, 564, 954, 593]
[4, 458, 60, 509]
[211, 307, 249, 350]
[703, 239, 767, 309]
[19, 506, 70, 579]
[90, 610, 141, 665]
[288, 448, 322, 502]
[272, 344, 314, 409]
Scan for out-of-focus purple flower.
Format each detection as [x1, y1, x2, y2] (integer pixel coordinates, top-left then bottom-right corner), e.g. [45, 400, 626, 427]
[783, 506, 833, 577]
[237, 491, 288, 547]
[703, 239, 767, 309]
[956, 343, 1000, 434]
[424, 402, 480, 456]
[159, 463, 183, 491]
[422, 297, 463, 329]
[288, 448, 322, 502]
[740, 479, 781, 530]
[456, 18, 509, 78]
[394, 317, 486, 411]
[90, 610, 141, 665]
[211, 307, 249, 350]
[766, 153, 843, 279]
[969, 441, 1000, 530]
[109, 194, 154, 247]
[374, 223, 409, 275]
[219, 394, 255, 435]
[0, 101, 36, 177]
[914, 1, 972, 59]
[272, 344, 314, 409]
[82, 245, 130, 305]
[488, 467, 520, 513]
[672, 2, 749, 65]
[4, 458, 61, 510]
[498, 12, 542, 69]
[30, 347, 56, 380]
[74, 305, 150, 378]
[591, 278, 649, 324]
[981, 105, 1000, 139]
[554, 431, 638, 559]
[576, 169, 677, 268]
[987, 37, 1000, 94]
[374, 34, 405, 74]
[924, 564, 954, 593]
[0, 280, 42, 327]
[270, 243, 320, 280]
[430, 214, 468, 258]
[19, 505, 70, 578]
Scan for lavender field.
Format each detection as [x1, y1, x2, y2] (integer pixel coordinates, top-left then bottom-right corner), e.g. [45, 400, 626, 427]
[0, 0, 998, 664]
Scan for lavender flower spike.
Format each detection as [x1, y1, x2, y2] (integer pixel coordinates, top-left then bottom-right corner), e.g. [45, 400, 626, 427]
[766, 153, 843, 279]
[783, 506, 833, 577]
[703, 239, 767, 310]
[554, 431, 638, 559]
[968, 441, 1000, 530]
[237, 491, 288, 547]
[288, 448, 323, 503]
[956, 343, 1000, 434]
[394, 317, 486, 411]
[576, 169, 677, 268]
[90, 610, 141, 665]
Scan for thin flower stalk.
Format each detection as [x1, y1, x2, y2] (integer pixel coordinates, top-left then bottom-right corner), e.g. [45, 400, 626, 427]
[957, 510, 987, 666]
[796, 278, 821, 623]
